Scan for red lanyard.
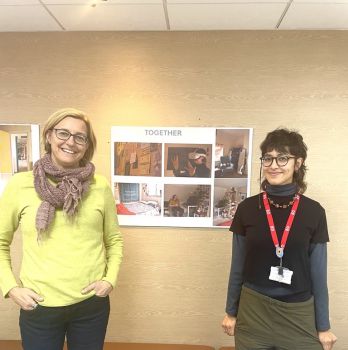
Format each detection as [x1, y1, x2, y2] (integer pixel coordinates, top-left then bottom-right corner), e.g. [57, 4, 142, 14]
[262, 192, 300, 258]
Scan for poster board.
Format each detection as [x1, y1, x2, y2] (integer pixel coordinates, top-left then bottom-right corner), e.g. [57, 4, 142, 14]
[111, 126, 253, 228]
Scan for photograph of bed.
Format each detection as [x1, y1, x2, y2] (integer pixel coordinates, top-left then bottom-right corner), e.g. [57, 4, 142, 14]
[117, 201, 160, 216]
[115, 182, 162, 216]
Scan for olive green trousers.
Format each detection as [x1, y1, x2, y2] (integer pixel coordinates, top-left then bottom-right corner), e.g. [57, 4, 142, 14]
[235, 286, 323, 350]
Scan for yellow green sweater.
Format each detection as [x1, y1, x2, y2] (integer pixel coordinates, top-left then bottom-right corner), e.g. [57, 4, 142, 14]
[0, 171, 123, 306]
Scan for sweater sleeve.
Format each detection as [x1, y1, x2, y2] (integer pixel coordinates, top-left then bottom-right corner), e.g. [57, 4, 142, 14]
[101, 180, 123, 288]
[225, 233, 246, 316]
[0, 175, 21, 297]
[309, 242, 331, 331]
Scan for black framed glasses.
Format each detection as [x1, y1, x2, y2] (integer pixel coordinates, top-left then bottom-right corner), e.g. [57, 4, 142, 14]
[260, 155, 296, 167]
[53, 128, 88, 145]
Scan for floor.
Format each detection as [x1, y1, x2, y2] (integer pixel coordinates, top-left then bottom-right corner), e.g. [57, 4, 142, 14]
[0, 341, 235, 350]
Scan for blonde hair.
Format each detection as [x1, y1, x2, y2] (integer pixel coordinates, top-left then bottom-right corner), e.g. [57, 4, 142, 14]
[42, 108, 97, 166]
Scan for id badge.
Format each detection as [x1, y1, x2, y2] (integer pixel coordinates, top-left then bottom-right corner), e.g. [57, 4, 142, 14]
[269, 266, 293, 285]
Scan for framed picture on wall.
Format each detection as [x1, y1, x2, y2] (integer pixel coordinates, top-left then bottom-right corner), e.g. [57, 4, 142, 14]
[111, 126, 253, 228]
[0, 124, 40, 196]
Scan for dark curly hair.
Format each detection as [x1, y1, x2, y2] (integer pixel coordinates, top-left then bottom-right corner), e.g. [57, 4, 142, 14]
[260, 128, 308, 193]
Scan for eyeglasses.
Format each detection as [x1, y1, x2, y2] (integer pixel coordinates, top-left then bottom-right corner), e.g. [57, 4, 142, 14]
[260, 155, 296, 167]
[53, 128, 88, 145]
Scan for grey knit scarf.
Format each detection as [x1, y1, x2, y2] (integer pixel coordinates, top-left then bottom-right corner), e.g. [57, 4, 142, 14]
[33, 153, 95, 240]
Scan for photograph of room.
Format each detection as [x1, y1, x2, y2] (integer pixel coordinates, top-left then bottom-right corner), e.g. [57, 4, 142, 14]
[213, 178, 247, 227]
[114, 142, 162, 177]
[0, 124, 36, 196]
[114, 182, 162, 216]
[164, 143, 212, 178]
[164, 184, 211, 217]
[215, 129, 250, 178]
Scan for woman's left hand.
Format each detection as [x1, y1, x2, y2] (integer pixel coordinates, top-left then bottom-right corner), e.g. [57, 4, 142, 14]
[318, 330, 337, 350]
[81, 280, 113, 297]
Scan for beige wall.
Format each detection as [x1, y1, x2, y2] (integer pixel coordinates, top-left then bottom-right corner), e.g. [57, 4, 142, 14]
[0, 31, 347, 349]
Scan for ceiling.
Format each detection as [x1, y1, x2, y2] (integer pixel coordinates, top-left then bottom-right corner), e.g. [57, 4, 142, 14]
[1, 0, 348, 32]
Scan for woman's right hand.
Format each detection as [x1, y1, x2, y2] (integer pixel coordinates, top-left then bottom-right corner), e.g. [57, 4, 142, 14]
[8, 287, 44, 310]
[221, 314, 237, 336]
[318, 330, 338, 350]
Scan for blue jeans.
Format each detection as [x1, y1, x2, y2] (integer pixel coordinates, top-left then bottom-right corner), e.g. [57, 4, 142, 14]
[19, 295, 110, 350]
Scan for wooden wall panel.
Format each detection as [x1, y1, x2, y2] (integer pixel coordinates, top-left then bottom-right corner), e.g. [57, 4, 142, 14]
[0, 31, 347, 349]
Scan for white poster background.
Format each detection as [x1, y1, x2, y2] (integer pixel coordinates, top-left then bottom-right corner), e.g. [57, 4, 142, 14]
[111, 126, 253, 228]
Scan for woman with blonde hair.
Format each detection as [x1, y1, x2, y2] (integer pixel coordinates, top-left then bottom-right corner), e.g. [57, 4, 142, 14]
[0, 108, 123, 350]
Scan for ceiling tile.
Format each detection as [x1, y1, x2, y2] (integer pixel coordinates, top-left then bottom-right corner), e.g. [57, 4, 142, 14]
[167, 0, 287, 3]
[47, 4, 167, 30]
[0, 5, 61, 31]
[280, 3, 348, 29]
[42, 0, 162, 3]
[168, 3, 287, 30]
[0, 0, 40, 4]
[293, 0, 348, 3]
[107, 0, 162, 2]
